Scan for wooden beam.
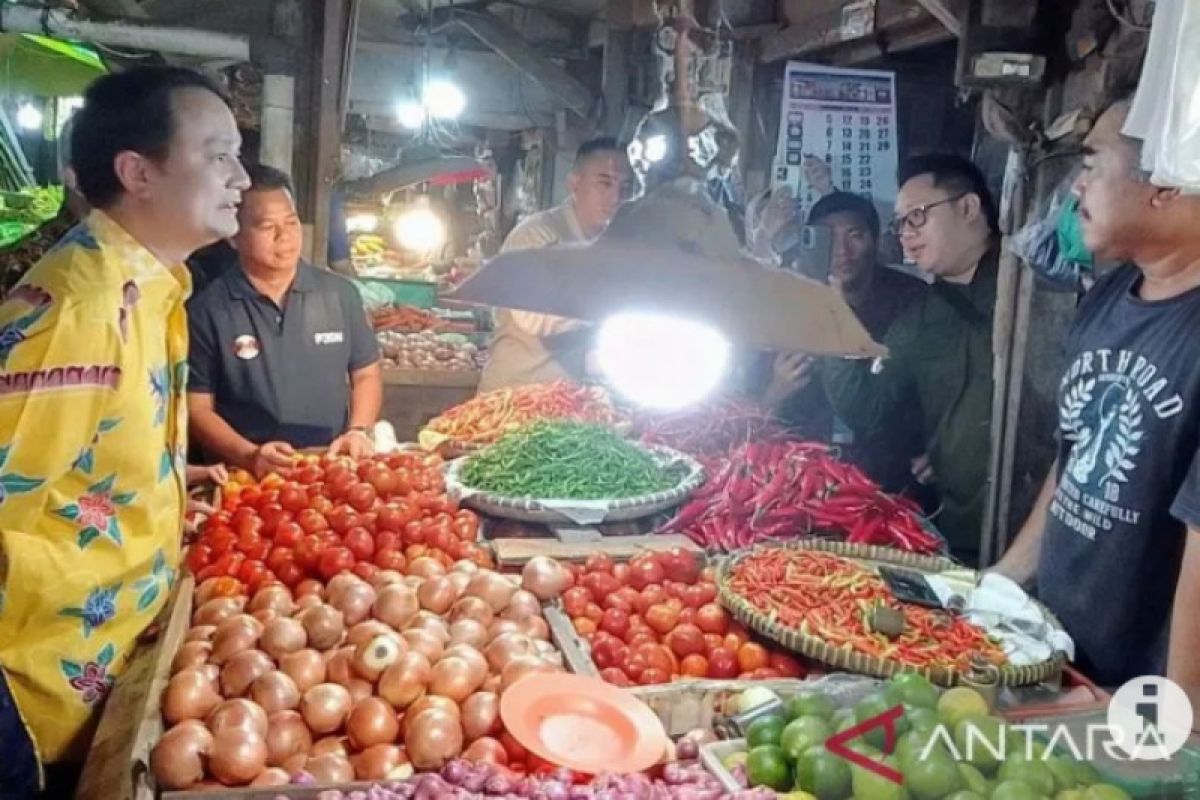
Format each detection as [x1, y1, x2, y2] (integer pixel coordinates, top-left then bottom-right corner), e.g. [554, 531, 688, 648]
[913, 0, 962, 37]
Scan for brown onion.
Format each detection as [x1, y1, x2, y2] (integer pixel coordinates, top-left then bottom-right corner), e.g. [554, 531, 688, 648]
[259, 617, 306, 660]
[452, 559, 480, 575]
[405, 709, 463, 770]
[279, 648, 325, 692]
[533, 640, 564, 666]
[331, 581, 377, 626]
[209, 728, 267, 785]
[463, 736, 507, 765]
[294, 593, 323, 612]
[352, 744, 407, 780]
[325, 645, 357, 686]
[346, 696, 400, 749]
[402, 627, 445, 663]
[484, 633, 537, 673]
[211, 615, 263, 664]
[311, 735, 350, 757]
[407, 556, 446, 580]
[353, 634, 405, 681]
[294, 578, 324, 599]
[410, 611, 451, 641]
[403, 575, 425, 590]
[486, 619, 521, 641]
[404, 695, 460, 731]
[301, 683, 352, 734]
[305, 753, 354, 784]
[150, 720, 212, 790]
[171, 640, 212, 675]
[442, 644, 489, 687]
[346, 620, 397, 649]
[371, 569, 406, 589]
[195, 577, 235, 607]
[517, 615, 550, 641]
[378, 651, 431, 709]
[297, 604, 345, 650]
[501, 656, 559, 692]
[502, 590, 542, 622]
[220, 649, 274, 697]
[465, 572, 517, 613]
[250, 671, 300, 714]
[521, 556, 573, 601]
[207, 698, 268, 738]
[193, 596, 244, 627]
[417, 576, 458, 615]
[460, 691, 501, 742]
[446, 571, 472, 598]
[428, 657, 477, 703]
[449, 597, 495, 627]
[163, 667, 221, 724]
[448, 619, 488, 650]
[326, 573, 367, 607]
[372, 584, 419, 629]
[346, 678, 374, 705]
[282, 752, 308, 774]
[252, 608, 280, 625]
[250, 767, 290, 787]
[185, 625, 217, 643]
[264, 710, 312, 767]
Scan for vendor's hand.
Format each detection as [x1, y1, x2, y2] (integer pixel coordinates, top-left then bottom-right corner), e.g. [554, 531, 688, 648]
[912, 453, 935, 485]
[765, 352, 815, 407]
[251, 441, 296, 479]
[185, 463, 228, 487]
[328, 429, 375, 460]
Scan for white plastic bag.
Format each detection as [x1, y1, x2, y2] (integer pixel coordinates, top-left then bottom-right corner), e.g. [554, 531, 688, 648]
[1124, 0, 1200, 192]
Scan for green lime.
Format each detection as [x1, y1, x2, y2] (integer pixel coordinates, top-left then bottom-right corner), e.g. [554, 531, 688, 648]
[946, 793, 987, 800]
[832, 707, 858, 734]
[896, 728, 948, 771]
[991, 780, 1042, 800]
[891, 673, 940, 709]
[1045, 757, 1078, 793]
[903, 745, 965, 800]
[783, 716, 834, 760]
[1071, 762, 1102, 787]
[747, 715, 787, 749]
[856, 692, 909, 749]
[788, 692, 837, 721]
[723, 750, 749, 771]
[938, 688, 990, 728]
[906, 706, 942, 734]
[747, 744, 792, 791]
[796, 746, 853, 800]
[852, 760, 911, 800]
[959, 763, 990, 796]
[1082, 785, 1130, 800]
[954, 716, 1006, 774]
[1056, 791, 1085, 800]
[999, 758, 1055, 797]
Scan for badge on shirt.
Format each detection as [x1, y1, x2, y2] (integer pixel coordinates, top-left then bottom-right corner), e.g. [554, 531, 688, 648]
[234, 335, 260, 360]
[314, 331, 345, 345]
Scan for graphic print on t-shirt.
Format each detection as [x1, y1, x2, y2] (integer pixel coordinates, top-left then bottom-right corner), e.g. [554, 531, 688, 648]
[1052, 348, 1184, 541]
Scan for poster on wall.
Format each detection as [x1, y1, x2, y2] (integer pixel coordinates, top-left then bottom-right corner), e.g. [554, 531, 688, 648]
[771, 62, 899, 224]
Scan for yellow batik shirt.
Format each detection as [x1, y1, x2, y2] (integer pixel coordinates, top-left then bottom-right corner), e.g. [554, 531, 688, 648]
[0, 210, 189, 764]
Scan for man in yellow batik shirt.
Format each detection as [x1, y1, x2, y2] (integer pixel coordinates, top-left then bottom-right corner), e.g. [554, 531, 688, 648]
[0, 67, 249, 795]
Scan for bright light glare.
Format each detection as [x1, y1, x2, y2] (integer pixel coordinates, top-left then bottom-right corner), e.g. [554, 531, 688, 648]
[596, 311, 730, 410]
[16, 103, 42, 132]
[346, 213, 379, 233]
[393, 206, 446, 253]
[396, 100, 426, 130]
[644, 134, 669, 163]
[423, 80, 466, 120]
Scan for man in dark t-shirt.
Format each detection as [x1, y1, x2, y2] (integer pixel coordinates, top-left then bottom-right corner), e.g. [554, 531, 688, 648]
[996, 100, 1200, 688]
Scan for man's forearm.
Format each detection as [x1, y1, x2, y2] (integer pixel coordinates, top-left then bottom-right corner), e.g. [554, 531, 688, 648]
[1168, 529, 1200, 711]
[993, 461, 1058, 584]
[348, 363, 383, 430]
[190, 406, 258, 471]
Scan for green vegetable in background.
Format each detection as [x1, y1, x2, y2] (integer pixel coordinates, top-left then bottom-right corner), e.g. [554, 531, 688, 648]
[461, 421, 685, 499]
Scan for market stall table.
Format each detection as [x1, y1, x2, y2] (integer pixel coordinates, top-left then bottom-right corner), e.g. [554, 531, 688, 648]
[381, 368, 479, 441]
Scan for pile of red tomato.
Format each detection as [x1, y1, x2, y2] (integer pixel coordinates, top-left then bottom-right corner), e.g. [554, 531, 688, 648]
[186, 452, 491, 593]
[563, 550, 806, 686]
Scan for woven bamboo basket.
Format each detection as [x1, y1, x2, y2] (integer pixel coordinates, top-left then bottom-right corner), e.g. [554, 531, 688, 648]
[716, 540, 1067, 688]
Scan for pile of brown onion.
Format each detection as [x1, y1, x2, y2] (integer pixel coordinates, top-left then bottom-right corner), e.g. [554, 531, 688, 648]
[152, 559, 570, 790]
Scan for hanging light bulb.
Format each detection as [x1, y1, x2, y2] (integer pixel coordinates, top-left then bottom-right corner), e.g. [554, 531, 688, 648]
[423, 79, 466, 120]
[396, 100, 426, 130]
[393, 203, 446, 253]
[644, 134, 669, 163]
[16, 102, 43, 132]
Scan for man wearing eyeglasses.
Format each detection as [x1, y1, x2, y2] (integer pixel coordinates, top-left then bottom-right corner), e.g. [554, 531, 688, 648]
[824, 154, 1000, 564]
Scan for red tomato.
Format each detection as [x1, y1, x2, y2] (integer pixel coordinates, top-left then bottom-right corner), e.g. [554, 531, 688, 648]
[374, 547, 406, 571]
[582, 603, 604, 624]
[600, 608, 630, 638]
[678, 608, 697, 627]
[635, 643, 677, 676]
[695, 582, 718, 606]
[562, 587, 593, 617]
[633, 585, 666, 615]
[768, 652, 806, 678]
[612, 563, 632, 586]
[584, 553, 614, 574]
[707, 648, 739, 679]
[185, 543, 212, 574]
[238, 559, 268, 590]
[499, 731, 527, 763]
[703, 633, 725, 654]
[402, 520, 426, 546]
[365, 465, 398, 496]
[353, 562, 379, 582]
[590, 637, 627, 670]
[618, 652, 648, 681]
[645, 604, 680, 636]
[695, 603, 729, 635]
[614, 586, 640, 609]
[326, 471, 356, 500]
[279, 485, 308, 513]
[628, 555, 664, 590]
[658, 547, 702, 584]
[346, 483, 377, 513]
[680, 585, 707, 609]
[358, 512, 378, 533]
[295, 534, 326, 572]
[625, 631, 659, 649]
[220, 552, 245, 578]
[266, 546, 293, 574]
[599, 667, 633, 687]
[581, 573, 621, 599]
[258, 503, 287, 533]
[234, 515, 263, 540]
[742, 667, 783, 680]
[665, 624, 706, 658]
[573, 617, 597, 636]
[374, 530, 401, 552]
[680, 654, 709, 678]
[603, 593, 633, 614]
[639, 667, 670, 685]
[343, 526, 375, 561]
[296, 508, 328, 534]
[663, 581, 686, 600]
[326, 505, 357, 535]
[318, 546, 355, 581]
[737, 642, 770, 673]
[293, 464, 322, 486]
[275, 560, 304, 587]
[273, 521, 302, 548]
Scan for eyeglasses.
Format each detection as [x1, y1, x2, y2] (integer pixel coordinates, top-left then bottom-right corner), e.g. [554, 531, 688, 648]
[889, 192, 967, 236]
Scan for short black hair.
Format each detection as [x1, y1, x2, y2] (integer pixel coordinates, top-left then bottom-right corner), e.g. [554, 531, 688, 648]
[245, 163, 293, 195]
[71, 66, 228, 209]
[808, 192, 881, 240]
[575, 136, 626, 167]
[898, 153, 999, 233]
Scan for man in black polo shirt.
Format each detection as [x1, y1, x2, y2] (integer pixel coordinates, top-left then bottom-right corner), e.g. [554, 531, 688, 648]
[188, 164, 382, 477]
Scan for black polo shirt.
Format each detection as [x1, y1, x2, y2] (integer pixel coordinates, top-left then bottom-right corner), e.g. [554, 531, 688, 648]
[187, 262, 379, 451]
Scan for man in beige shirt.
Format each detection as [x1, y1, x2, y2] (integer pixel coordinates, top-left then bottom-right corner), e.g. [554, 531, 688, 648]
[478, 137, 634, 392]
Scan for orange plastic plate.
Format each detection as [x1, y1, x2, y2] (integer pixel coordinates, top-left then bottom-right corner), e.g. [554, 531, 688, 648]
[499, 672, 668, 774]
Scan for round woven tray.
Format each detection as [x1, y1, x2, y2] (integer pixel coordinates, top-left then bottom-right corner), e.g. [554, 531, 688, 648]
[716, 540, 1067, 687]
[445, 444, 705, 524]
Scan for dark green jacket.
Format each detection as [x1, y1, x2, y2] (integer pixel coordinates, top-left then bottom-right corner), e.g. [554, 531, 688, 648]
[823, 249, 998, 562]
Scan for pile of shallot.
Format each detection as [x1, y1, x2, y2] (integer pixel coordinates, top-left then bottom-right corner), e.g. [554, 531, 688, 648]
[152, 558, 571, 790]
